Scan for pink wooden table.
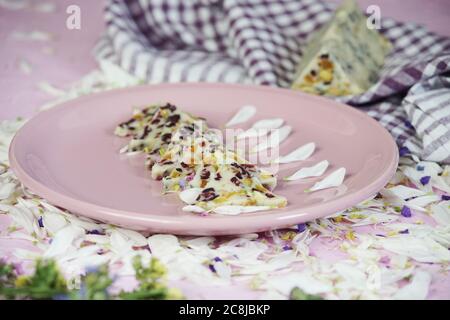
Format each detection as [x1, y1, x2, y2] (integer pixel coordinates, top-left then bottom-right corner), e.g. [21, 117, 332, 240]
[1, 0, 450, 300]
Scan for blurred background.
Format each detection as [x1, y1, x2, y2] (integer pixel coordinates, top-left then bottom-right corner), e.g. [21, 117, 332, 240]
[1, 0, 449, 119]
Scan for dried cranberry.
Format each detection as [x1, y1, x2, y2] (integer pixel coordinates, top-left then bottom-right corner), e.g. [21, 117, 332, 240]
[200, 169, 211, 179]
[161, 132, 172, 142]
[231, 177, 241, 186]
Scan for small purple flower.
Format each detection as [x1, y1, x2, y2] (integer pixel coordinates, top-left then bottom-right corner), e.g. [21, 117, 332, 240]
[37, 216, 44, 228]
[401, 206, 412, 218]
[442, 195, 450, 201]
[399, 146, 410, 157]
[297, 223, 306, 233]
[399, 229, 409, 234]
[208, 264, 216, 273]
[283, 245, 292, 251]
[87, 229, 102, 235]
[179, 179, 186, 189]
[213, 256, 222, 262]
[420, 176, 431, 186]
[404, 121, 414, 129]
[375, 234, 386, 237]
[416, 165, 425, 171]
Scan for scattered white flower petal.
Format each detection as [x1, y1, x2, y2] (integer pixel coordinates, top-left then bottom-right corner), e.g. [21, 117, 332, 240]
[18, 58, 32, 75]
[251, 125, 292, 153]
[406, 195, 441, 211]
[225, 105, 256, 127]
[212, 206, 270, 215]
[44, 225, 84, 258]
[393, 271, 431, 300]
[379, 236, 450, 263]
[383, 185, 427, 200]
[275, 143, 315, 164]
[430, 201, 450, 225]
[179, 188, 202, 205]
[147, 234, 181, 257]
[37, 81, 65, 97]
[0, 0, 28, 10]
[237, 118, 284, 139]
[182, 205, 206, 213]
[33, 2, 56, 13]
[11, 30, 53, 41]
[285, 160, 328, 181]
[307, 167, 346, 192]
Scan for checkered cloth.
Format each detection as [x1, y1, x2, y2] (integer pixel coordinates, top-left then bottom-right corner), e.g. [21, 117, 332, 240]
[95, 0, 450, 163]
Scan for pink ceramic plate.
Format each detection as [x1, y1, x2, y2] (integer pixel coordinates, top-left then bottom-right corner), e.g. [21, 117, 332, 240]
[9, 83, 398, 235]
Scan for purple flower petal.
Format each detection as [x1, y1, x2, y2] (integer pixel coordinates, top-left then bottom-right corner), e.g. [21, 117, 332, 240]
[213, 256, 222, 262]
[297, 223, 306, 233]
[399, 229, 409, 234]
[38, 216, 44, 228]
[399, 146, 410, 157]
[401, 206, 412, 218]
[420, 176, 431, 185]
[416, 165, 425, 171]
[208, 264, 216, 273]
[87, 229, 102, 235]
[404, 121, 414, 129]
[442, 195, 450, 201]
[283, 245, 292, 251]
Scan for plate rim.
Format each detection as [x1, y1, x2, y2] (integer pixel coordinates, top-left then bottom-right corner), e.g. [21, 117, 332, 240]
[9, 82, 399, 235]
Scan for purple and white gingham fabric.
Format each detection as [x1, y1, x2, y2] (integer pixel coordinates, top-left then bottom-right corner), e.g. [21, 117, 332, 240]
[95, 0, 450, 163]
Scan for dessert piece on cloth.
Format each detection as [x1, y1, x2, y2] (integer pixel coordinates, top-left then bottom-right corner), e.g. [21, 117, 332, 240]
[291, 0, 392, 96]
[97, 0, 450, 163]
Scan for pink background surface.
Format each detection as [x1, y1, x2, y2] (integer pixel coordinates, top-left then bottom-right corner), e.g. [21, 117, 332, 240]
[1, 0, 450, 299]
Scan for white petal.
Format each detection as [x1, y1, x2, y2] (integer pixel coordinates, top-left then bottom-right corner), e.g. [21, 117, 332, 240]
[182, 205, 206, 213]
[393, 271, 431, 300]
[252, 125, 292, 153]
[11, 30, 53, 41]
[18, 59, 32, 75]
[33, 2, 56, 13]
[379, 236, 450, 263]
[0, 0, 29, 10]
[115, 228, 147, 246]
[147, 234, 181, 257]
[44, 225, 84, 258]
[264, 272, 332, 296]
[237, 128, 269, 139]
[213, 205, 270, 215]
[43, 211, 68, 234]
[430, 201, 450, 225]
[352, 212, 398, 226]
[0, 182, 16, 200]
[384, 185, 426, 200]
[179, 188, 202, 205]
[308, 167, 346, 192]
[406, 195, 440, 211]
[225, 105, 256, 127]
[252, 118, 284, 130]
[37, 81, 65, 97]
[285, 160, 328, 181]
[276, 143, 315, 164]
[98, 59, 141, 87]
